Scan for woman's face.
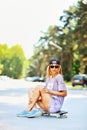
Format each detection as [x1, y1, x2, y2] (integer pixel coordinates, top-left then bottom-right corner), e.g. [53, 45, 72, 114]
[49, 64, 60, 76]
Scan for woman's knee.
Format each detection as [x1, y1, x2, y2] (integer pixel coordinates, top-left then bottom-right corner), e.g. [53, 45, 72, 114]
[34, 85, 44, 91]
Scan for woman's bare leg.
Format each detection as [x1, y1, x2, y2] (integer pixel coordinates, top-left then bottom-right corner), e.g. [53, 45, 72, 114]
[26, 85, 52, 112]
[27, 88, 34, 104]
[26, 86, 41, 111]
[37, 88, 52, 111]
[26, 88, 37, 111]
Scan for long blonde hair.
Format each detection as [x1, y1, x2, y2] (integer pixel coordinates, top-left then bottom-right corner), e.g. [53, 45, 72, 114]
[46, 65, 62, 79]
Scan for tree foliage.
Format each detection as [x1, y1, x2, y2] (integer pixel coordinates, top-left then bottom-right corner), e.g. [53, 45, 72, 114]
[28, 0, 87, 81]
[0, 44, 29, 78]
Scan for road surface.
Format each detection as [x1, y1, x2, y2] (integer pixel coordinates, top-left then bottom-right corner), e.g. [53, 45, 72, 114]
[0, 79, 87, 130]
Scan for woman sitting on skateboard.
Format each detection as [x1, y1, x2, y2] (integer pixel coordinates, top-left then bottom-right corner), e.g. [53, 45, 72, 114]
[17, 57, 67, 117]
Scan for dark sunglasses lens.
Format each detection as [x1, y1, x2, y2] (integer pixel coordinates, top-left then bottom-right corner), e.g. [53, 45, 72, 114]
[50, 66, 54, 68]
[50, 66, 59, 68]
[55, 66, 59, 68]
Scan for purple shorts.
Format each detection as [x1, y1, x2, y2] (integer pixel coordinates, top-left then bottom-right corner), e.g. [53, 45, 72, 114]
[48, 97, 61, 113]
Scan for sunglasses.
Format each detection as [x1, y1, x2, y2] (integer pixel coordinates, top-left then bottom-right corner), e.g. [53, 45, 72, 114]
[50, 65, 60, 69]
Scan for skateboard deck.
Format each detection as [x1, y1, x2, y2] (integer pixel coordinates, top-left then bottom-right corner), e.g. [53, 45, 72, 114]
[42, 110, 68, 118]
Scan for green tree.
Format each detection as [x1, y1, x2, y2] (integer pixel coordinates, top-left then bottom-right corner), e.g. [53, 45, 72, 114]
[9, 55, 23, 78]
[9, 44, 29, 78]
[29, 0, 87, 80]
[0, 44, 10, 60]
[0, 44, 29, 78]
[73, 0, 87, 74]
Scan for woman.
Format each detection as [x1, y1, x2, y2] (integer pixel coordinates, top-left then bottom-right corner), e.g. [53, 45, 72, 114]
[17, 57, 67, 117]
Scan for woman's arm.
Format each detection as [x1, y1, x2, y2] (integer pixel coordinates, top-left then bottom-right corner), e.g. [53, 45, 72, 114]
[46, 89, 67, 97]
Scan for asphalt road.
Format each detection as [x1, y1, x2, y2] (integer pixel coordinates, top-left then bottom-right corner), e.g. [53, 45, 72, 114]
[0, 79, 87, 130]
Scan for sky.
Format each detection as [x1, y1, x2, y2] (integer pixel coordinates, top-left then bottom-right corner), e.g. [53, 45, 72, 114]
[0, 0, 78, 58]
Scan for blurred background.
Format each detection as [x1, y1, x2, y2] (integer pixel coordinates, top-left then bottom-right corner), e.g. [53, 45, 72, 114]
[0, 0, 87, 87]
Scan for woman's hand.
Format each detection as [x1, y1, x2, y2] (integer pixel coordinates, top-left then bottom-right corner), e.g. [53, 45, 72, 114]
[42, 88, 67, 97]
[42, 87, 51, 94]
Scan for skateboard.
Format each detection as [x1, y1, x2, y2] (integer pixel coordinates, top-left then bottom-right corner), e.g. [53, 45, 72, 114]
[42, 110, 68, 118]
